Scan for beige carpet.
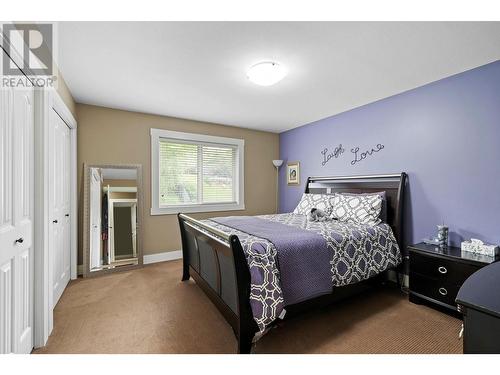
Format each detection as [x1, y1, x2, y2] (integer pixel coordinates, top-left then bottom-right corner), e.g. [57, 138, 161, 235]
[34, 260, 463, 354]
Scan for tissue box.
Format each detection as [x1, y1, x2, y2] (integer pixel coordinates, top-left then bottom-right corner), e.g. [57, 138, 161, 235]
[461, 239, 499, 257]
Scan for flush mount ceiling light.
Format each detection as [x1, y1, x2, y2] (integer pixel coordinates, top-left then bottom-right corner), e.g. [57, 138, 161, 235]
[247, 62, 287, 86]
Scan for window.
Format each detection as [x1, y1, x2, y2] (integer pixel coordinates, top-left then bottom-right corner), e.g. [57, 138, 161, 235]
[151, 129, 244, 214]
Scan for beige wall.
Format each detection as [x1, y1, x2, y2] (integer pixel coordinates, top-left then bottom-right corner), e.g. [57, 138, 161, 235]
[77, 104, 279, 262]
[55, 71, 77, 118]
[102, 179, 137, 187]
[109, 192, 137, 200]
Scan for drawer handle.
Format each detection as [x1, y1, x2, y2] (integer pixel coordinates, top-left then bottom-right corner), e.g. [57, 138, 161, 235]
[438, 266, 447, 274]
[439, 287, 448, 296]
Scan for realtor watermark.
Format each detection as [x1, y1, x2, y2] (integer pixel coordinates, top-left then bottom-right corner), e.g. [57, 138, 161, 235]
[1, 23, 57, 89]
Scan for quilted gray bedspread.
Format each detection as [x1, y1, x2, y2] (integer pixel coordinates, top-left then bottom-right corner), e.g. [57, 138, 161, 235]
[202, 213, 402, 335]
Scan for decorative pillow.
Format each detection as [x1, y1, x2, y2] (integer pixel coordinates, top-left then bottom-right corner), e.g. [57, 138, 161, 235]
[331, 193, 382, 226]
[338, 191, 387, 223]
[293, 193, 333, 215]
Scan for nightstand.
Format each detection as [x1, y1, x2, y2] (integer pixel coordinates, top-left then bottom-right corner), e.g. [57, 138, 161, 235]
[408, 242, 499, 312]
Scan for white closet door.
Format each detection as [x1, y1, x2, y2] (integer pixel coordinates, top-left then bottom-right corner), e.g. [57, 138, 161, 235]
[61, 121, 71, 291]
[0, 81, 34, 353]
[49, 110, 71, 307]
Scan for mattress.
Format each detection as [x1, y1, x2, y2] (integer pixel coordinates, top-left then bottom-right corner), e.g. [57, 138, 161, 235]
[202, 213, 402, 335]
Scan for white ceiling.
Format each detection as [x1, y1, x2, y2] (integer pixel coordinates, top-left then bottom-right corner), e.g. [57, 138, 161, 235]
[58, 22, 500, 133]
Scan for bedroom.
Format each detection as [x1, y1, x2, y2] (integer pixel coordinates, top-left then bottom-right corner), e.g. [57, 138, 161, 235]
[1, 0, 500, 372]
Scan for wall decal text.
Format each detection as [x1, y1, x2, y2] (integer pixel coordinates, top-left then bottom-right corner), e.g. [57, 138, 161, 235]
[350, 144, 385, 165]
[321, 144, 345, 166]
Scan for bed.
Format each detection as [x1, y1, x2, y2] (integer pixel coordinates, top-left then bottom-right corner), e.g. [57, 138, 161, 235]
[178, 173, 407, 353]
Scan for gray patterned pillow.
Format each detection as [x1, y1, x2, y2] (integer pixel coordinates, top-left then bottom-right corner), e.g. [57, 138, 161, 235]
[293, 193, 333, 215]
[339, 191, 387, 223]
[331, 193, 382, 226]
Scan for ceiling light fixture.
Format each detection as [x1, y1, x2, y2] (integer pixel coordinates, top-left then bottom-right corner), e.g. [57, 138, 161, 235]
[247, 61, 287, 86]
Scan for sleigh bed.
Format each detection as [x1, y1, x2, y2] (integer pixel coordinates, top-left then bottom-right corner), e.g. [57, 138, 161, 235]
[178, 173, 407, 353]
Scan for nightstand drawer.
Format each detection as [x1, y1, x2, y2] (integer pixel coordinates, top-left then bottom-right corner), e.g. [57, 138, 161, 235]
[410, 252, 479, 286]
[410, 272, 460, 307]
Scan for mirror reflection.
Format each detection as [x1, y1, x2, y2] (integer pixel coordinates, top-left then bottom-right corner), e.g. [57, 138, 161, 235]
[89, 167, 139, 272]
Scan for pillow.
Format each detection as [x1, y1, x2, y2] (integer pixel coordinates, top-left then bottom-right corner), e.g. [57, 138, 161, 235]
[293, 193, 333, 215]
[338, 191, 387, 223]
[330, 193, 382, 226]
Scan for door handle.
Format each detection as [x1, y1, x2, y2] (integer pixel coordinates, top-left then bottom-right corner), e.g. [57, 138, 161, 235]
[15, 238, 24, 244]
[65, 214, 70, 217]
[53, 220, 58, 224]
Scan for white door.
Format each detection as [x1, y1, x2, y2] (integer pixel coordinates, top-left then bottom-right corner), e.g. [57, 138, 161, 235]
[108, 197, 114, 263]
[89, 169, 101, 270]
[49, 109, 71, 307]
[109, 199, 137, 261]
[131, 203, 137, 257]
[0, 73, 35, 353]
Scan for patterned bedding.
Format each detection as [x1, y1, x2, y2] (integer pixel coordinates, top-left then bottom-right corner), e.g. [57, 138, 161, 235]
[200, 213, 402, 336]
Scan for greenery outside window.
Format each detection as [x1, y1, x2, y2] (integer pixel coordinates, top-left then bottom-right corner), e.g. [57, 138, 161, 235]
[151, 129, 245, 214]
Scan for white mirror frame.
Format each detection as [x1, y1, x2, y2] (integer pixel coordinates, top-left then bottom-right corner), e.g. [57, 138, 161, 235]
[82, 163, 143, 278]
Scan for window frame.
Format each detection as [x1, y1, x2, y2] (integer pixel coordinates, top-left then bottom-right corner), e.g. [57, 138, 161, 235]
[150, 128, 245, 215]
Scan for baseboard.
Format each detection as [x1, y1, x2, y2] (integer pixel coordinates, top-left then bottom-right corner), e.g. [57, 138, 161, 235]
[76, 250, 183, 275]
[143, 250, 183, 265]
[402, 274, 409, 288]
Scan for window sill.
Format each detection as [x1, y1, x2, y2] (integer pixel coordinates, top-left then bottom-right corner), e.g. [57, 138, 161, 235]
[150, 202, 246, 215]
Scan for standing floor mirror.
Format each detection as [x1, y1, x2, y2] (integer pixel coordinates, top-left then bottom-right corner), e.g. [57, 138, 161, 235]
[83, 164, 143, 277]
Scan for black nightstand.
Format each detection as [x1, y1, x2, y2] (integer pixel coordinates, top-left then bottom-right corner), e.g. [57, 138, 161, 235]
[408, 242, 499, 312]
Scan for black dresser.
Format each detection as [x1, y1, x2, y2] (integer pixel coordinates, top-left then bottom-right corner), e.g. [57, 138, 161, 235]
[456, 262, 500, 353]
[408, 243, 499, 312]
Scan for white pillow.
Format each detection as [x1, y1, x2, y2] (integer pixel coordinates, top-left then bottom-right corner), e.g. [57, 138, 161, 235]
[293, 193, 333, 215]
[331, 193, 382, 226]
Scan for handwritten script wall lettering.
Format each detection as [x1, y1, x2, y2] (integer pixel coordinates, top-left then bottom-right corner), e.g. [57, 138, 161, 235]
[350, 144, 385, 165]
[320, 143, 385, 167]
[321, 144, 345, 166]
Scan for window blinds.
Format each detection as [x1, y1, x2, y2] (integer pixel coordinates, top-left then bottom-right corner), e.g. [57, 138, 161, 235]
[159, 138, 236, 206]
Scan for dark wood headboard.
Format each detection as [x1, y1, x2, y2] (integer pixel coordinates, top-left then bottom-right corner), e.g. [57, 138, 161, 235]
[305, 173, 407, 248]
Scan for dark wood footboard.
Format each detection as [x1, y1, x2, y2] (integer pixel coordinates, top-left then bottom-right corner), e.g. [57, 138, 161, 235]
[178, 213, 258, 353]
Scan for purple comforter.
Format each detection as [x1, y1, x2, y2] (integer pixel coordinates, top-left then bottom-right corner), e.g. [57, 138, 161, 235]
[212, 216, 332, 305]
[203, 213, 401, 336]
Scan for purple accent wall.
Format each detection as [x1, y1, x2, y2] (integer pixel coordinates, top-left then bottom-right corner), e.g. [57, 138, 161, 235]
[279, 60, 500, 248]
